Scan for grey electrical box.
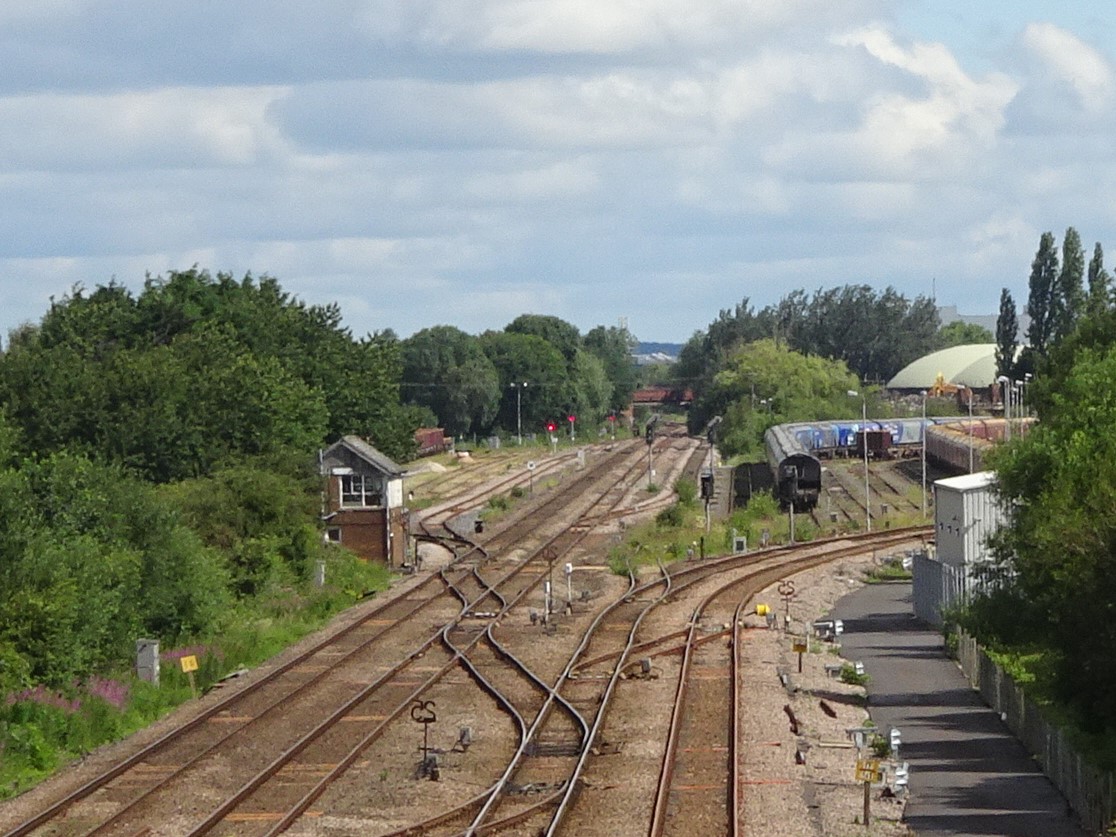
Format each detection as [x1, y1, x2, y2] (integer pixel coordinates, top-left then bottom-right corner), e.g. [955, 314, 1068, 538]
[136, 638, 160, 685]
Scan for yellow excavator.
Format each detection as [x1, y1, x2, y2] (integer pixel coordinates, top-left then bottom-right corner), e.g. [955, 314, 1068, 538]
[929, 372, 958, 397]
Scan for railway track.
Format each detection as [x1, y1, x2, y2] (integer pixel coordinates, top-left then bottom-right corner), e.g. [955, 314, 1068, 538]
[2, 423, 928, 837]
[0, 432, 696, 837]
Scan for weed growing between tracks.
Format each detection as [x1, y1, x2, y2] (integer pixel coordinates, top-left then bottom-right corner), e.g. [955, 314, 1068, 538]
[607, 482, 825, 574]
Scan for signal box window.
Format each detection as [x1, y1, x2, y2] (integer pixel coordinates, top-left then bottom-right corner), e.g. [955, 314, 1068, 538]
[340, 474, 382, 507]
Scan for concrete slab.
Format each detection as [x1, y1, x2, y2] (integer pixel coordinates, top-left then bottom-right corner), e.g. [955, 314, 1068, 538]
[833, 582, 1085, 837]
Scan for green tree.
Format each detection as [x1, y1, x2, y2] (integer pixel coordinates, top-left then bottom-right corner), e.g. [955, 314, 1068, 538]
[994, 289, 1019, 379]
[986, 309, 1116, 730]
[569, 349, 613, 429]
[0, 450, 229, 685]
[678, 299, 768, 431]
[479, 331, 570, 433]
[1086, 242, 1111, 319]
[400, 326, 500, 436]
[1026, 231, 1060, 358]
[706, 339, 860, 458]
[583, 325, 639, 412]
[938, 321, 994, 347]
[1053, 226, 1085, 342]
[505, 314, 581, 367]
[161, 461, 322, 597]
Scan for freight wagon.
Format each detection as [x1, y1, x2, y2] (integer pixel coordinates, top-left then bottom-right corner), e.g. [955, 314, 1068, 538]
[413, 427, 452, 457]
[924, 418, 1036, 474]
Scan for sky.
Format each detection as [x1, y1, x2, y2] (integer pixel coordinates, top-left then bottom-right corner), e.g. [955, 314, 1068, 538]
[2, 2, 1115, 345]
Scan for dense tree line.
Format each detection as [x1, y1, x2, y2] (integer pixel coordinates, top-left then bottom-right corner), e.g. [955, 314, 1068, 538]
[676, 285, 940, 434]
[974, 226, 1116, 749]
[996, 227, 1112, 379]
[399, 316, 638, 439]
[0, 271, 420, 478]
[0, 270, 423, 695]
[0, 271, 645, 699]
[979, 305, 1116, 739]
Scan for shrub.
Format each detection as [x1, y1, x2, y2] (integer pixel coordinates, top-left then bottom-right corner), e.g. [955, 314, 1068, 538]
[674, 477, 697, 506]
[656, 504, 684, 528]
[839, 663, 869, 686]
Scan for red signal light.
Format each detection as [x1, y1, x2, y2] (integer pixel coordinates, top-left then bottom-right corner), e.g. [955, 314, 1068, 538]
[568, 415, 576, 422]
[546, 422, 556, 432]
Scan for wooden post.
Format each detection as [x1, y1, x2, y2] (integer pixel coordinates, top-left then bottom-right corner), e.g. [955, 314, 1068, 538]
[863, 779, 871, 826]
[180, 655, 199, 700]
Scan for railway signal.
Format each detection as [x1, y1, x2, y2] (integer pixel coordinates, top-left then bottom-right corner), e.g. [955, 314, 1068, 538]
[644, 415, 659, 487]
[567, 414, 576, 441]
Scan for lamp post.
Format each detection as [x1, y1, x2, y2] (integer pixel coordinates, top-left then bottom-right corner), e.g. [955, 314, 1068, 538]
[997, 375, 1011, 441]
[848, 390, 871, 532]
[510, 382, 528, 445]
[968, 387, 974, 473]
[920, 389, 927, 519]
[1021, 374, 1032, 436]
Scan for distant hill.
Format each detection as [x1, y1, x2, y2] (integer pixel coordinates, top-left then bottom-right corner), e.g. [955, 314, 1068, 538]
[635, 342, 682, 357]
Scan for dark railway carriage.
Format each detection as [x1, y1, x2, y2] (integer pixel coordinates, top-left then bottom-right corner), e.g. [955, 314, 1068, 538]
[733, 461, 775, 506]
[764, 424, 822, 511]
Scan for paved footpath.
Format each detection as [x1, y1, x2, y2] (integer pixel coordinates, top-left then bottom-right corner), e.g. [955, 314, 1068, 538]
[833, 582, 1085, 837]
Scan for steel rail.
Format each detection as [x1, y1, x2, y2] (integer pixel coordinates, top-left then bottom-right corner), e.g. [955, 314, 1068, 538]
[7, 444, 633, 837]
[200, 446, 659, 835]
[0, 569, 452, 837]
[648, 533, 928, 836]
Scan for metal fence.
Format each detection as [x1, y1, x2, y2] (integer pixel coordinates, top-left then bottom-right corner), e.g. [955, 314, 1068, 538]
[957, 633, 1114, 835]
[912, 554, 979, 626]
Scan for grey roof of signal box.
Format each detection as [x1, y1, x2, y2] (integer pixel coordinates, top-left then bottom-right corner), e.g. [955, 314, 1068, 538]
[325, 435, 405, 477]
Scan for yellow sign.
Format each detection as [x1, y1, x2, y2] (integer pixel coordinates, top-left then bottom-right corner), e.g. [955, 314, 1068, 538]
[756, 603, 770, 616]
[792, 642, 808, 654]
[855, 758, 881, 783]
[180, 655, 199, 673]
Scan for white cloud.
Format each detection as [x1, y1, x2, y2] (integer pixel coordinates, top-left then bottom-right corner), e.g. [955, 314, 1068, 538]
[1020, 22, 1112, 114]
[0, 87, 286, 170]
[374, 0, 861, 55]
[1, 4, 1115, 344]
[833, 27, 1018, 172]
